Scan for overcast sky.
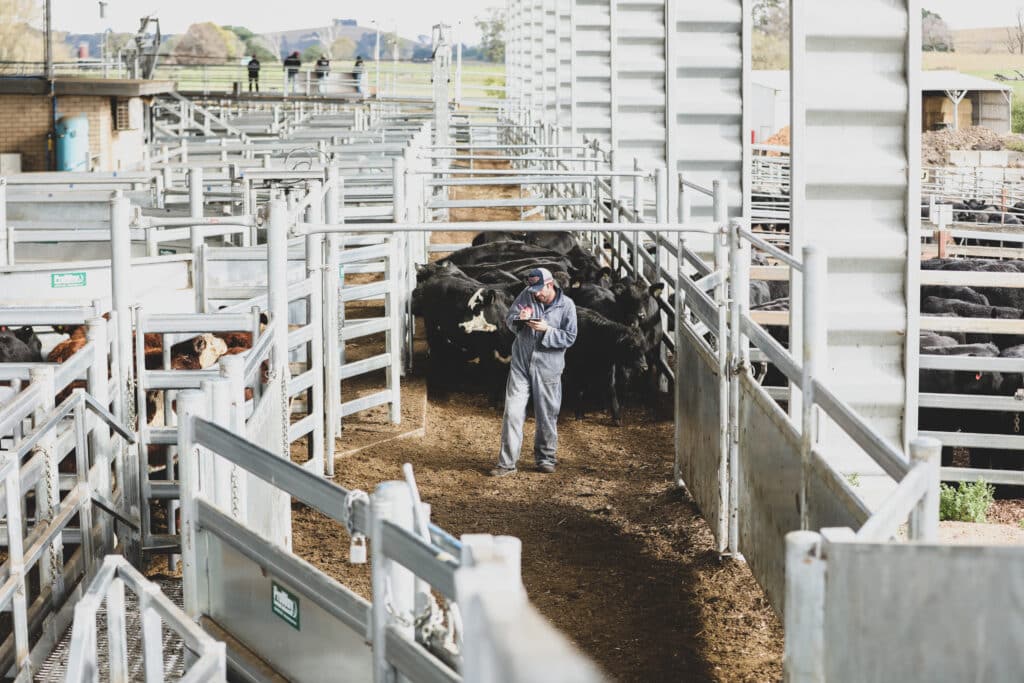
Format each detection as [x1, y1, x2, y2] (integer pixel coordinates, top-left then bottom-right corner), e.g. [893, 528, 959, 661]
[51, 0, 495, 42]
[924, 0, 1024, 28]
[47, 0, 1024, 43]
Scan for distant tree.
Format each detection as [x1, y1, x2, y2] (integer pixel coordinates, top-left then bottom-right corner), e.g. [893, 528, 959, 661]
[922, 9, 954, 52]
[224, 25, 254, 42]
[474, 8, 506, 62]
[330, 36, 357, 60]
[355, 33, 378, 60]
[245, 39, 278, 63]
[1007, 9, 1024, 54]
[300, 43, 327, 61]
[753, 0, 788, 37]
[752, 0, 788, 69]
[172, 22, 244, 64]
[412, 44, 433, 61]
[0, 0, 70, 63]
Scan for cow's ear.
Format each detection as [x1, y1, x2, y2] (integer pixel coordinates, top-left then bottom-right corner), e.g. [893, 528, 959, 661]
[650, 283, 666, 298]
[415, 263, 427, 274]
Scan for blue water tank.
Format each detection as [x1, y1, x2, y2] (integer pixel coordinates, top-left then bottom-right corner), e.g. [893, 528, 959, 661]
[55, 114, 90, 172]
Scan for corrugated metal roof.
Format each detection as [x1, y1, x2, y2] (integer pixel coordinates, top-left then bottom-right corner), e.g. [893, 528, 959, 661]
[753, 69, 1012, 94]
[920, 70, 1012, 93]
[752, 70, 789, 92]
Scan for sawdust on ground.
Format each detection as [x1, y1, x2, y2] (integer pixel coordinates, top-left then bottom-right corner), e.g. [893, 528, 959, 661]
[292, 157, 783, 682]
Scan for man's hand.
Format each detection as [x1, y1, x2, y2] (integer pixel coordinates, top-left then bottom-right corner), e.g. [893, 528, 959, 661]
[527, 319, 549, 332]
[519, 306, 533, 320]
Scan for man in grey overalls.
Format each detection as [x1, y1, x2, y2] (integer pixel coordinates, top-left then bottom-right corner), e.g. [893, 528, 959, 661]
[491, 268, 578, 476]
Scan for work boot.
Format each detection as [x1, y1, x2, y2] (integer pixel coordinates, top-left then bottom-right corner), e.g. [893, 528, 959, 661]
[489, 466, 517, 478]
[536, 463, 556, 474]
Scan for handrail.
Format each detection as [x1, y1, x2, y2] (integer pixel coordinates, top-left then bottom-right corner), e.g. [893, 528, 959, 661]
[680, 177, 714, 197]
[738, 227, 803, 271]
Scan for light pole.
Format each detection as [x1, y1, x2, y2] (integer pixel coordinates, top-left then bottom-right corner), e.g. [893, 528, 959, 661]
[372, 20, 381, 99]
[44, 0, 53, 79]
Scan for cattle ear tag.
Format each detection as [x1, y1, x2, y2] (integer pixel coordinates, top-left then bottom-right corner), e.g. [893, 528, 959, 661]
[349, 535, 367, 564]
[976, 372, 983, 381]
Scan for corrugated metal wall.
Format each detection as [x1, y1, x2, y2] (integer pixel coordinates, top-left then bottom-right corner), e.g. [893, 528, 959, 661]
[572, 0, 613, 146]
[790, 0, 917, 491]
[667, 0, 749, 222]
[613, 0, 667, 207]
[556, 0, 574, 133]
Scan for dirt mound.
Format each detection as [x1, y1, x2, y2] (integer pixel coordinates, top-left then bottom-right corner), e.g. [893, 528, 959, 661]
[763, 126, 789, 156]
[764, 126, 789, 147]
[921, 126, 1004, 166]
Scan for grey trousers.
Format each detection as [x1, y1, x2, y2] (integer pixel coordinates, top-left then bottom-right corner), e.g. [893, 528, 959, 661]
[497, 359, 562, 469]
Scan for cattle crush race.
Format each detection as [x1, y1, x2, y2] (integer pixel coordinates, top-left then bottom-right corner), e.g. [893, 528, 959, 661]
[1, 2, 1023, 682]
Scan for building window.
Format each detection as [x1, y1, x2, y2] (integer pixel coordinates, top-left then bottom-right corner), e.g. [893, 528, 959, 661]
[112, 98, 136, 131]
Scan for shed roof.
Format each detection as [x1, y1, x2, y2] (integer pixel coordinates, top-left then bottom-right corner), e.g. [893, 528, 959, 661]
[0, 77, 176, 97]
[920, 70, 1012, 93]
[752, 69, 1012, 94]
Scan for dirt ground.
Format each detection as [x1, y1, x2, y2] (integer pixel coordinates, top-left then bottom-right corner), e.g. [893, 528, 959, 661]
[292, 158, 783, 682]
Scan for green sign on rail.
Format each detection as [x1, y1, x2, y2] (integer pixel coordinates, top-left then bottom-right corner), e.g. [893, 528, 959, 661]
[271, 581, 301, 630]
[50, 272, 87, 288]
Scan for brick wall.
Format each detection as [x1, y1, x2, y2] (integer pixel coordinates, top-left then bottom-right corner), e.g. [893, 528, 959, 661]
[0, 95, 50, 171]
[0, 94, 145, 172]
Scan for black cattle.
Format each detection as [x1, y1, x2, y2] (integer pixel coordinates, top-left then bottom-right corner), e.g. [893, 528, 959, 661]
[918, 339, 1002, 470]
[412, 273, 513, 401]
[0, 327, 39, 363]
[12, 326, 42, 361]
[475, 269, 521, 285]
[923, 258, 1024, 310]
[443, 241, 563, 267]
[471, 231, 526, 246]
[750, 281, 772, 308]
[921, 296, 1021, 320]
[920, 332, 959, 349]
[565, 283, 617, 320]
[415, 261, 470, 285]
[459, 256, 574, 279]
[919, 341, 1002, 395]
[564, 244, 611, 285]
[524, 231, 577, 254]
[920, 285, 989, 306]
[564, 308, 648, 425]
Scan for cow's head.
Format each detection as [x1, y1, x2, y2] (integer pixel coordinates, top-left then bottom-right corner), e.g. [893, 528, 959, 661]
[458, 288, 505, 334]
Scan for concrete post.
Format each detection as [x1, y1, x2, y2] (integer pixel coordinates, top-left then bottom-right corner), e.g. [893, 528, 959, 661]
[86, 316, 114, 548]
[267, 194, 293, 550]
[909, 436, 942, 542]
[176, 389, 206, 619]
[305, 181, 326, 475]
[782, 531, 825, 683]
[218, 354, 247, 523]
[800, 246, 825, 531]
[110, 192, 141, 564]
[371, 481, 415, 683]
[189, 167, 204, 311]
[31, 367, 64, 603]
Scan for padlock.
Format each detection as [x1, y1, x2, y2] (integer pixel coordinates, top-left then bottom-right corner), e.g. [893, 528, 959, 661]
[349, 534, 367, 564]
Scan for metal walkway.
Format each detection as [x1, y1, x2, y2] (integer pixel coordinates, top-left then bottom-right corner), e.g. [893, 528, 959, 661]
[35, 577, 186, 681]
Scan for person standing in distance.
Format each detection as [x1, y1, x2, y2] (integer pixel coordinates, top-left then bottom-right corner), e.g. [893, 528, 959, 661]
[353, 55, 366, 96]
[247, 54, 260, 93]
[283, 51, 302, 95]
[315, 54, 330, 94]
[491, 267, 577, 476]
